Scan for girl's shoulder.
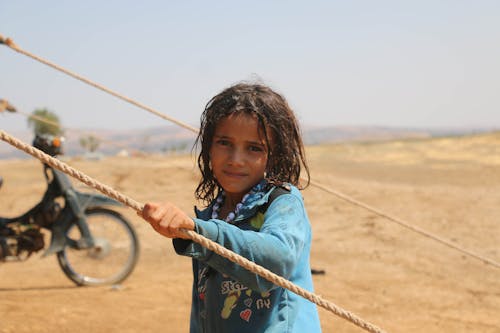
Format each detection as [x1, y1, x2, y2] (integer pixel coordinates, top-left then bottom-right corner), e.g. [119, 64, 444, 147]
[260, 184, 291, 210]
[264, 184, 305, 210]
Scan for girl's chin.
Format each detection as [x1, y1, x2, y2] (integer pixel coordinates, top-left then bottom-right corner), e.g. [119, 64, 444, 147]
[222, 186, 247, 195]
[218, 177, 263, 194]
[221, 183, 252, 195]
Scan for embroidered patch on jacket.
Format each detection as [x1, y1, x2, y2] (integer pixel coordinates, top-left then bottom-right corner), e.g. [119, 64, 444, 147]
[240, 309, 252, 322]
[221, 290, 241, 319]
[249, 212, 265, 230]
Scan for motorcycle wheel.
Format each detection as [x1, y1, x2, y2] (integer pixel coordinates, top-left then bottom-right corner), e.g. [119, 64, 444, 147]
[56, 207, 139, 286]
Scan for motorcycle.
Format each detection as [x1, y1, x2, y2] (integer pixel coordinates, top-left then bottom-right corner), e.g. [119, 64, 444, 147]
[0, 134, 140, 286]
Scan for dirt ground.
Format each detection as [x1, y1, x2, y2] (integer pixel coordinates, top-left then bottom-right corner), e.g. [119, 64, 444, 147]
[1, 132, 499, 333]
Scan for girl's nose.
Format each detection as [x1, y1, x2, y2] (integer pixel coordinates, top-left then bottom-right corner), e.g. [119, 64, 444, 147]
[229, 147, 245, 165]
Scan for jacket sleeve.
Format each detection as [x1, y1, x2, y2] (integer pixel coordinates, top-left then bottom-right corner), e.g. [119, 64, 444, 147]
[173, 192, 310, 292]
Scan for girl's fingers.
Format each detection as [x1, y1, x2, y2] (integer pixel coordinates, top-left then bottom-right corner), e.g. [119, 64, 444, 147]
[141, 202, 157, 221]
[141, 201, 194, 239]
[170, 211, 195, 239]
[142, 202, 167, 223]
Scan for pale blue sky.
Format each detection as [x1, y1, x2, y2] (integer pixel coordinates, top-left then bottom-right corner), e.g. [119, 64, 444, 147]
[1, 1, 499, 132]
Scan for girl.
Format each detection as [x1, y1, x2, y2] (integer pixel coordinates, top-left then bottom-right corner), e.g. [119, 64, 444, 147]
[141, 83, 321, 332]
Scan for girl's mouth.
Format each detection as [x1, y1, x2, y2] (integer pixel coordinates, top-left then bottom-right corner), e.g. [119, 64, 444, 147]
[223, 170, 247, 178]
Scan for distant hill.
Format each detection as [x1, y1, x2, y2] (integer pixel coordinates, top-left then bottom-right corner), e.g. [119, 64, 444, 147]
[301, 125, 500, 144]
[0, 125, 498, 159]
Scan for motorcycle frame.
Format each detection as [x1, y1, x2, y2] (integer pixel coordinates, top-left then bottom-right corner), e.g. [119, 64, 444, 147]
[0, 164, 123, 257]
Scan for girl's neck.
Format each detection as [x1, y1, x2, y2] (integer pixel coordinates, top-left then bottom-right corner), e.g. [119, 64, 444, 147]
[223, 193, 243, 210]
[212, 181, 266, 223]
[212, 191, 245, 223]
[222, 179, 266, 208]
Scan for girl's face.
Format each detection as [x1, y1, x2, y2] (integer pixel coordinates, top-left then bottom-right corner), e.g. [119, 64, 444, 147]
[210, 113, 269, 201]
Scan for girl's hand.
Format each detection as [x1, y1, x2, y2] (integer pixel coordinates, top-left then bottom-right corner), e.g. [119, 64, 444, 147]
[140, 202, 195, 240]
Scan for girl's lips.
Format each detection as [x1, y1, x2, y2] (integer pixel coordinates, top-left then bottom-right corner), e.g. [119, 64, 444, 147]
[223, 170, 247, 178]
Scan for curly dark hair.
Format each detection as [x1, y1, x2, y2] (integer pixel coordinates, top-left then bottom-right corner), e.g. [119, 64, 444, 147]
[194, 82, 310, 205]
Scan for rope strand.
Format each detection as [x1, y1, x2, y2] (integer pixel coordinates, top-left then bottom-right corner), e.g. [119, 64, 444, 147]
[308, 180, 500, 269]
[0, 34, 199, 134]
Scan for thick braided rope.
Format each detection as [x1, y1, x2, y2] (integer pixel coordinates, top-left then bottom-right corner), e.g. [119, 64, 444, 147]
[0, 34, 199, 134]
[0, 130, 387, 333]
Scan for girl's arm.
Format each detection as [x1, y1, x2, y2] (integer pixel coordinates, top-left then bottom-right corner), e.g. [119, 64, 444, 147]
[174, 192, 311, 292]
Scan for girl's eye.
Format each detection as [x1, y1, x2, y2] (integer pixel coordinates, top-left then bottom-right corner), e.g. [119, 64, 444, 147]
[216, 139, 231, 146]
[249, 145, 264, 152]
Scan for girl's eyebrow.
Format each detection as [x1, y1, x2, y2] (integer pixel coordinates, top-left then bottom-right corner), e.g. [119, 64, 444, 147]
[247, 140, 265, 146]
[213, 134, 232, 139]
[214, 134, 265, 146]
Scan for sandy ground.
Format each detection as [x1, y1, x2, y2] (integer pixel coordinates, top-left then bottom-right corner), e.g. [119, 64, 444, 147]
[0, 132, 499, 333]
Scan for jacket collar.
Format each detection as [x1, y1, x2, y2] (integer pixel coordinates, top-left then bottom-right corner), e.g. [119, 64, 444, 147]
[195, 182, 275, 222]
